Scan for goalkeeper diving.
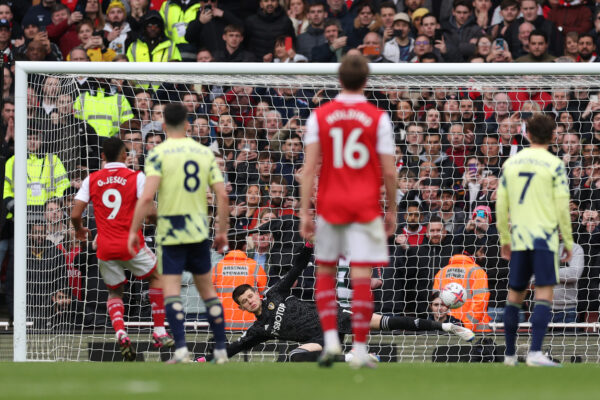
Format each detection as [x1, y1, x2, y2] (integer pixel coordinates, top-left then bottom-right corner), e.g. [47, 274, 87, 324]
[198, 244, 474, 362]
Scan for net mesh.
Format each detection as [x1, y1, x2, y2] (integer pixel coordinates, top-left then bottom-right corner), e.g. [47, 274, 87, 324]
[16, 70, 600, 362]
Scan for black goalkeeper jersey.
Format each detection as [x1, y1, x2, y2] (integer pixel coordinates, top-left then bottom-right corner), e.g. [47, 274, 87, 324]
[226, 245, 328, 357]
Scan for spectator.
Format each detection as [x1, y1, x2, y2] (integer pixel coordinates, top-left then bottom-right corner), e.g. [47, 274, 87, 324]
[479, 133, 503, 177]
[74, 19, 116, 61]
[346, 1, 381, 50]
[383, 12, 413, 62]
[128, 0, 150, 33]
[213, 24, 256, 62]
[286, 0, 308, 36]
[489, 0, 519, 39]
[547, 0, 592, 37]
[244, 0, 295, 60]
[275, 132, 303, 189]
[189, 115, 212, 146]
[254, 151, 276, 199]
[472, 0, 493, 31]
[552, 240, 585, 323]
[44, 198, 65, 246]
[159, 0, 201, 53]
[325, 0, 354, 34]
[23, 0, 57, 29]
[420, 132, 457, 185]
[442, 0, 484, 62]
[232, 183, 262, 230]
[352, 31, 392, 63]
[311, 18, 346, 62]
[435, 187, 466, 235]
[396, 201, 427, 249]
[184, 0, 243, 55]
[126, 10, 181, 61]
[515, 30, 556, 62]
[510, 20, 535, 59]
[433, 253, 491, 332]
[378, 1, 396, 43]
[266, 35, 308, 62]
[295, 1, 326, 61]
[120, 119, 144, 170]
[563, 31, 579, 61]
[144, 130, 164, 155]
[576, 33, 597, 62]
[504, 0, 563, 59]
[46, 4, 83, 58]
[103, 0, 131, 56]
[429, 291, 462, 324]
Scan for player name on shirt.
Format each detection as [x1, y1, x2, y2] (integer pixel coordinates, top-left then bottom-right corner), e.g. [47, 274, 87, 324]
[96, 176, 128, 186]
[325, 109, 373, 126]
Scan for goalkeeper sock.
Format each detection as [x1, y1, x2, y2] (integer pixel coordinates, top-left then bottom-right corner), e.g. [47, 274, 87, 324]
[164, 296, 186, 349]
[351, 277, 373, 346]
[315, 272, 338, 344]
[530, 300, 552, 352]
[149, 288, 166, 332]
[380, 315, 442, 332]
[204, 297, 227, 350]
[503, 302, 521, 356]
[107, 297, 125, 334]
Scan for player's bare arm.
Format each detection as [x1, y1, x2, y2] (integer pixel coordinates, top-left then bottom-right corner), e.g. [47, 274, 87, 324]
[211, 181, 230, 252]
[70, 199, 90, 241]
[128, 175, 160, 256]
[299, 141, 320, 240]
[379, 153, 397, 237]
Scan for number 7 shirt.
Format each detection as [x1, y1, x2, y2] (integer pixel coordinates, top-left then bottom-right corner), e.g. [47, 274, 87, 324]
[304, 94, 395, 224]
[75, 162, 145, 261]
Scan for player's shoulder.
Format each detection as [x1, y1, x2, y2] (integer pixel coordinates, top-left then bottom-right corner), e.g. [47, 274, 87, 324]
[504, 147, 561, 168]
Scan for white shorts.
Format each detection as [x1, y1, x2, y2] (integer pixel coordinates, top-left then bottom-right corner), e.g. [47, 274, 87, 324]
[314, 216, 388, 267]
[98, 246, 157, 289]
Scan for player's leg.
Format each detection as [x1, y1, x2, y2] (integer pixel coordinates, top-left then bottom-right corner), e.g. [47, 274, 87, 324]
[526, 250, 560, 367]
[346, 218, 388, 368]
[127, 246, 173, 348]
[288, 343, 323, 362]
[503, 250, 533, 366]
[160, 245, 190, 363]
[98, 259, 136, 361]
[371, 313, 475, 341]
[190, 240, 227, 364]
[314, 217, 344, 365]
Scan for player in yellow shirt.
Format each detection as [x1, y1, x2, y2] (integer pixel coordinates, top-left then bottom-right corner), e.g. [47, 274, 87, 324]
[496, 114, 573, 367]
[128, 103, 230, 364]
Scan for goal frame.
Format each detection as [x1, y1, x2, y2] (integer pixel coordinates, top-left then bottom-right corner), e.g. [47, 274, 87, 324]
[13, 61, 600, 362]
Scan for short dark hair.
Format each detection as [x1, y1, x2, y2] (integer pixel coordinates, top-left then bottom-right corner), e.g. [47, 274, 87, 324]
[145, 131, 165, 143]
[324, 18, 342, 32]
[419, 52, 438, 62]
[232, 284, 255, 305]
[453, 0, 472, 11]
[526, 114, 556, 144]
[428, 216, 444, 225]
[529, 29, 548, 43]
[406, 200, 421, 210]
[102, 137, 126, 162]
[500, 0, 519, 9]
[164, 103, 188, 128]
[338, 54, 369, 91]
[579, 33, 595, 43]
[52, 4, 70, 15]
[224, 24, 244, 35]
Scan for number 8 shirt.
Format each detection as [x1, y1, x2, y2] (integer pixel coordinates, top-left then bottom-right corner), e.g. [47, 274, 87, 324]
[75, 162, 145, 261]
[304, 93, 395, 224]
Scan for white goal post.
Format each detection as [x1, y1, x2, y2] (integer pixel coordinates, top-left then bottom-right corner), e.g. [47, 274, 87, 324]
[13, 61, 600, 362]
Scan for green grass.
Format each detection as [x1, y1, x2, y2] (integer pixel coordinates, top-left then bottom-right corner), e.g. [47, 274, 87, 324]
[0, 362, 598, 400]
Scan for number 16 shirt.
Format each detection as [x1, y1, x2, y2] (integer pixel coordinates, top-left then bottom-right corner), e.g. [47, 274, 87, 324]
[144, 137, 224, 246]
[304, 94, 395, 224]
[75, 162, 145, 261]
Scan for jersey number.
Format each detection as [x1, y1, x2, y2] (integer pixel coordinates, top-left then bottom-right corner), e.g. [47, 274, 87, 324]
[184, 160, 200, 192]
[102, 188, 122, 219]
[518, 172, 535, 204]
[329, 127, 369, 169]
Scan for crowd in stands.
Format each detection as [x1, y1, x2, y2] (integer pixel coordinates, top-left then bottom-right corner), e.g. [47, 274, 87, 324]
[1, 0, 600, 333]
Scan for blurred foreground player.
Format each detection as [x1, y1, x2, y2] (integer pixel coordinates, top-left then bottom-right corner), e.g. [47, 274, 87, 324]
[198, 245, 474, 363]
[71, 137, 174, 361]
[128, 103, 230, 364]
[300, 54, 398, 368]
[497, 114, 573, 367]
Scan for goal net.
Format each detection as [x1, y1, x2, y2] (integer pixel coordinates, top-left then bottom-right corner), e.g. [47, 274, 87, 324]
[11, 62, 600, 363]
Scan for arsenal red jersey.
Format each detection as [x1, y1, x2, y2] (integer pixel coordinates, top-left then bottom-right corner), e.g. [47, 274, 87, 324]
[305, 94, 394, 224]
[75, 162, 145, 261]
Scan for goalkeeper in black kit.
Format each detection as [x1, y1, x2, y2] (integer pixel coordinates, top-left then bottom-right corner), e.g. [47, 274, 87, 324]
[199, 244, 475, 362]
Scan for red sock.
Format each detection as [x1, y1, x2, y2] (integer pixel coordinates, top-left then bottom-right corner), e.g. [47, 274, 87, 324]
[351, 277, 373, 344]
[107, 297, 125, 333]
[149, 288, 166, 328]
[315, 272, 338, 332]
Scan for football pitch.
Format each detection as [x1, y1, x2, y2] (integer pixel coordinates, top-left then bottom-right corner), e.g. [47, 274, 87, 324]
[0, 363, 598, 400]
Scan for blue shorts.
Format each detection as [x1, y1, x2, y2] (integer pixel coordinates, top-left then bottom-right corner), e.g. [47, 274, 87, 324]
[508, 249, 559, 291]
[158, 241, 212, 275]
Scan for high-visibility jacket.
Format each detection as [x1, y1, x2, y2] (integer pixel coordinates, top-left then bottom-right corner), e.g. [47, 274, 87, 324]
[73, 88, 133, 137]
[3, 153, 70, 211]
[212, 250, 267, 330]
[159, 1, 201, 44]
[126, 38, 182, 62]
[433, 254, 491, 332]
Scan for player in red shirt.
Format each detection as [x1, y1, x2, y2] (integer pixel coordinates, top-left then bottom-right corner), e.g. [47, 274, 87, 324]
[300, 55, 398, 368]
[71, 137, 173, 361]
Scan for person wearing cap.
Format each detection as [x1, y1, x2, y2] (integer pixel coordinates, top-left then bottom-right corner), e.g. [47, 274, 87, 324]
[103, 1, 132, 56]
[433, 253, 491, 332]
[0, 2, 22, 42]
[411, 7, 429, 34]
[0, 18, 12, 65]
[382, 12, 413, 63]
[126, 10, 181, 61]
[23, 0, 58, 29]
